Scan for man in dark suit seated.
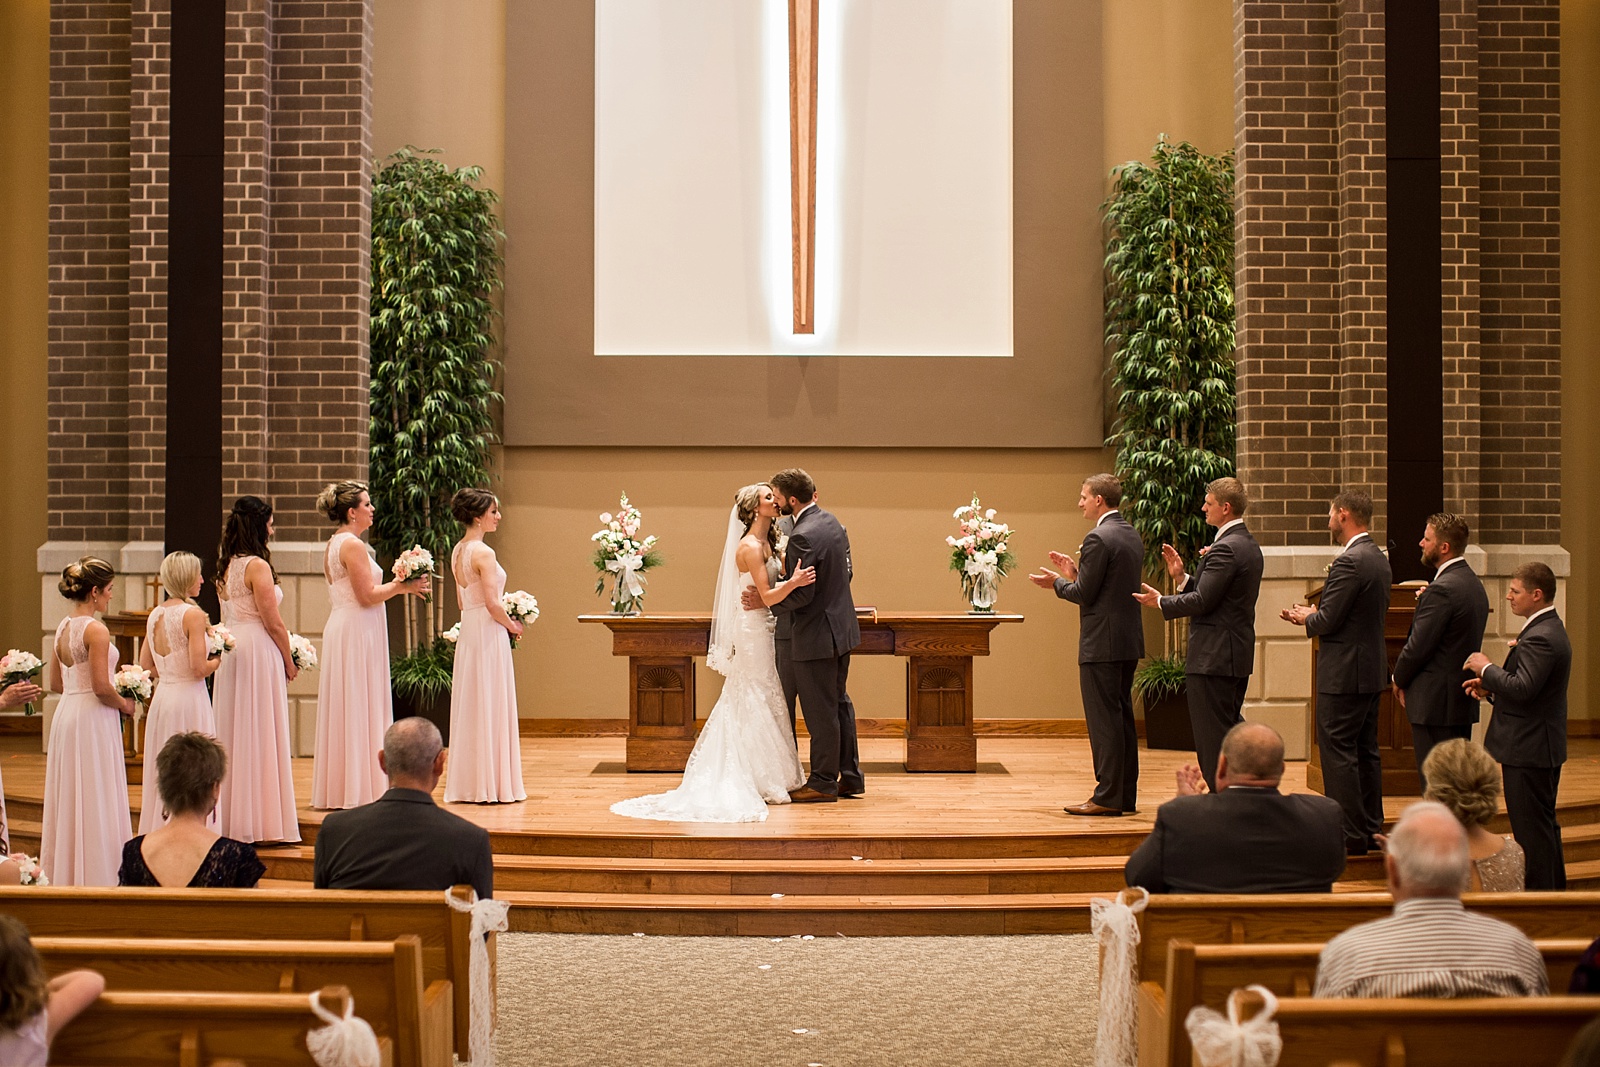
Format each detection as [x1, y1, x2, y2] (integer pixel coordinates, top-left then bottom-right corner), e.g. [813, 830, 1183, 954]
[313, 717, 494, 900]
[1124, 722, 1346, 894]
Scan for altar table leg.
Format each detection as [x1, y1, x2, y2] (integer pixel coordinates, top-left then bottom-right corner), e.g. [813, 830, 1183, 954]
[904, 655, 977, 772]
[625, 655, 699, 772]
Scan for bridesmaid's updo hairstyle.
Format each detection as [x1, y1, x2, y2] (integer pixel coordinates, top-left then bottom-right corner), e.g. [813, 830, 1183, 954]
[735, 483, 779, 553]
[316, 480, 368, 524]
[156, 731, 227, 817]
[0, 915, 48, 1030]
[451, 488, 498, 526]
[158, 551, 203, 603]
[217, 496, 277, 582]
[59, 556, 115, 601]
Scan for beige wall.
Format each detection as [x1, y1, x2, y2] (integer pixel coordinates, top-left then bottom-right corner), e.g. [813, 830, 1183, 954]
[1103, 0, 1236, 164]
[0, 0, 50, 647]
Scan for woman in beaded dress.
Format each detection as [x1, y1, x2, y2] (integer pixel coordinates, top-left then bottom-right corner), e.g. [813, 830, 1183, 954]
[137, 551, 220, 834]
[212, 497, 301, 843]
[1422, 738, 1526, 891]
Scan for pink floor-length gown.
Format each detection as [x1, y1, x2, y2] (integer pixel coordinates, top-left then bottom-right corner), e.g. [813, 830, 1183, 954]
[41, 614, 132, 886]
[138, 604, 218, 834]
[213, 557, 300, 842]
[312, 531, 393, 809]
[444, 540, 526, 803]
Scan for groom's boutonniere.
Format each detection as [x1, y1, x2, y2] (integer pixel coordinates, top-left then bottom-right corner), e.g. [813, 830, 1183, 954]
[775, 531, 790, 557]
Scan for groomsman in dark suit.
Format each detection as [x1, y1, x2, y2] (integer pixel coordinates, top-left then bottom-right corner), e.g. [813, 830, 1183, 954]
[1282, 490, 1393, 854]
[1466, 562, 1571, 890]
[1391, 513, 1491, 792]
[1029, 473, 1146, 816]
[1134, 477, 1265, 794]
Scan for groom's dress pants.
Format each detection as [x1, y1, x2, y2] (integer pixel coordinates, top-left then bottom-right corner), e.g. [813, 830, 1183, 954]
[795, 652, 863, 795]
[775, 635, 800, 741]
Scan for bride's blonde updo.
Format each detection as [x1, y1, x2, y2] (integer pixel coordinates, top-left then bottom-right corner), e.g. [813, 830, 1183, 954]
[735, 483, 779, 553]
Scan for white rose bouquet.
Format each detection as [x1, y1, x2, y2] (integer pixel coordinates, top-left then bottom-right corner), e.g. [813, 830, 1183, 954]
[288, 633, 319, 671]
[947, 495, 1017, 613]
[391, 545, 436, 601]
[7, 852, 48, 886]
[501, 590, 540, 649]
[441, 621, 461, 644]
[0, 649, 44, 715]
[590, 493, 663, 614]
[113, 664, 154, 707]
[205, 623, 237, 658]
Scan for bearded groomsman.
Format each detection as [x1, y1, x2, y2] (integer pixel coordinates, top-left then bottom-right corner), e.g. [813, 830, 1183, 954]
[1134, 477, 1264, 795]
[1391, 513, 1490, 793]
[1465, 562, 1571, 890]
[1030, 474, 1146, 816]
[1282, 491, 1393, 855]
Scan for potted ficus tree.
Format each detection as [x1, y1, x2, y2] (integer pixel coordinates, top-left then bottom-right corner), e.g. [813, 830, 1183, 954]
[368, 147, 504, 742]
[1103, 137, 1237, 749]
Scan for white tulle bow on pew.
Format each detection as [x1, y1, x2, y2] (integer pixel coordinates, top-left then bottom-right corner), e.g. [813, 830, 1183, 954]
[447, 888, 513, 1067]
[1185, 985, 1283, 1067]
[1091, 886, 1149, 1067]
[306, 990, 381, 1067]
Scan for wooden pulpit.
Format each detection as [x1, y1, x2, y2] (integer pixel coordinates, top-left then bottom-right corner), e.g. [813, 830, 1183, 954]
[1304, 583, 1427, 796]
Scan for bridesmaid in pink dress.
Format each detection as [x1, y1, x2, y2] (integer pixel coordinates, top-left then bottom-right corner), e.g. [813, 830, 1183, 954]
[136, 551, 220, 834]
[444, 489, 526, 803]
[311, 481, 429, 809]
[41, 556, 134, 886]
[212, 497, 301, 843]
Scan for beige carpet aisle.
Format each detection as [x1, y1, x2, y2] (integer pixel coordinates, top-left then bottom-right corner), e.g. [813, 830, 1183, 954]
[494, 932, 1101, 1067]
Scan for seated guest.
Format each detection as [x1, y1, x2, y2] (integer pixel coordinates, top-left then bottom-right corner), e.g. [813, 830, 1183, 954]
[119, 732, 265, 888]
[314, 717, 493, 900]
[1124, 722, 1345, 893]
[1314, 801, 1546, 998]
[1422, 738, 1524, 891]
[0, 914, 104, 1065]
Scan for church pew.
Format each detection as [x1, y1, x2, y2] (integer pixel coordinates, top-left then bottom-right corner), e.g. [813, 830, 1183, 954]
[51, 985, 392, 1067]
[1125, 892, 1600, 984]
[0, 885, 480, 1060]
[34, 934, 450, 1067]
[1228, 989, 1600, 1067]
[1136, 937, 1592, 1067]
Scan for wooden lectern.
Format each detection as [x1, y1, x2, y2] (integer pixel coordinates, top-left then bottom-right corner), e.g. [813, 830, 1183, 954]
[1305, 583, 1429, 796]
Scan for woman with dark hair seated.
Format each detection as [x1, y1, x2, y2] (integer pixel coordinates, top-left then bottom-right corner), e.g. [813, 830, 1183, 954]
[118, 732, 265, 888]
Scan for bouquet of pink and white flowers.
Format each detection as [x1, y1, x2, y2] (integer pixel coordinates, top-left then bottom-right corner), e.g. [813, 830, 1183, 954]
[7, 852, 48, 886]
[947, 495, 1016, 613]
[205, 623, 237, 658]
[113, 664, 154, 707]
[288, 633, 318, 671]
[0, 649, 44, 715]
[591, 493, 662, 614]
[501, 590, 539, 648]
[391, 545, 435, 601]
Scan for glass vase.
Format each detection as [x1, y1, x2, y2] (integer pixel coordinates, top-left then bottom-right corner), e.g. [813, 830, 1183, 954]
[961, 571, 999, 613]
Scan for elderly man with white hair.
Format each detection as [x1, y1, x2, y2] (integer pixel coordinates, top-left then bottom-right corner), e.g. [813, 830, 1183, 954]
[1313, 800, 1546, 998]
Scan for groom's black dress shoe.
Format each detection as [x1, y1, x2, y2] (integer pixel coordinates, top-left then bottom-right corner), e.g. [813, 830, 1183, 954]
[837, 783, 865, 798]
[789, 786, 838, 803]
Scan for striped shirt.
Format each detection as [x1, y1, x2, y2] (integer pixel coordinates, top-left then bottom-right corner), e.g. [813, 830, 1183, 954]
[1313, 897, 1548, 999]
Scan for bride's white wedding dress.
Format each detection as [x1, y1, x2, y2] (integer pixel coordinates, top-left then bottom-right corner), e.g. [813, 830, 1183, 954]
[611, 556, 804, 823]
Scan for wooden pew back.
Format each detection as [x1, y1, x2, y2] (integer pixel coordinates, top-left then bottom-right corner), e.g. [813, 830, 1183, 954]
[51, 985, 395, 1067]
[0, 884, 477, 1060]
[34, 935, 450, 1067]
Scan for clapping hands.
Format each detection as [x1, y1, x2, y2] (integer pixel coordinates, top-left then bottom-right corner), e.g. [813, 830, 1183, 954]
[1175, 764, 1208, 796]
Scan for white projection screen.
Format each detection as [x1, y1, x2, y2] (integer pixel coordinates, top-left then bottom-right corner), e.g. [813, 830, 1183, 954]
[593, 0, 1014, 357]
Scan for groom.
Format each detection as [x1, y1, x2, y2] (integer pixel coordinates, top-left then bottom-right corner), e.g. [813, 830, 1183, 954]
[742, 468, 863, 801]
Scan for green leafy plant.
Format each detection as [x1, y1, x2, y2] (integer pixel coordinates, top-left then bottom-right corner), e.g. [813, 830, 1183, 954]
[1104, 136, 1236, 658]
[389, 638, 457, 704]
[369, 147, 504, 654]
[1133, 652, 1188, 705]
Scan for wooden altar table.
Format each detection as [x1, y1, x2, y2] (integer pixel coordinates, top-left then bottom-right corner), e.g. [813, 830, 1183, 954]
[578, 612, 1023, 773]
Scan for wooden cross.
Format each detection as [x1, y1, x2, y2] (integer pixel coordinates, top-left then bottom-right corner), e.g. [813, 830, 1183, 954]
[788, 0, 818, 334]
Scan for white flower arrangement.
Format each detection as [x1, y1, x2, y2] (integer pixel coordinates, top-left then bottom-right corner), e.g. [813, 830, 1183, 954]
[441, 621, 461, 644]
[7, 852, 48, 886]
[501, 590, 540, 649]
[205, 624, 237, 658]
[288, 633, 319, 671]
[946, 495, 1017, 612]
[391, 545, 436, 600]
[113, 664, 154, 706]
[590, 493, 663, 614]
[0, 649, 44, 715]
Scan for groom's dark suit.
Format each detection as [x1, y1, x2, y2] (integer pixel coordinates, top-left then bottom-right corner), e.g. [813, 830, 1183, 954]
[770, 502, 863, 795]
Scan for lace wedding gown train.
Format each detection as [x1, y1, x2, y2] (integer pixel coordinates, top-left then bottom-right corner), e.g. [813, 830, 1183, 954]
[611, 563, 804, 823]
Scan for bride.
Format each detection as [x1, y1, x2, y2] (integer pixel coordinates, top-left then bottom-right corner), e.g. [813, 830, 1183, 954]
[611, 483, 815, 823]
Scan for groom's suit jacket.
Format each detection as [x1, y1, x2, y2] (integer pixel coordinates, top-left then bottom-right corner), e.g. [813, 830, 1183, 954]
[770, 504, 860, 662]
